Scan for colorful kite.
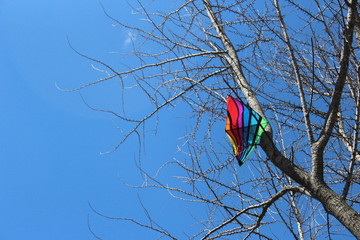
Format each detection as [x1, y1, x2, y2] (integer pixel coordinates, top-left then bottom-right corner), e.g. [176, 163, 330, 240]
[225, 96, 269, 165]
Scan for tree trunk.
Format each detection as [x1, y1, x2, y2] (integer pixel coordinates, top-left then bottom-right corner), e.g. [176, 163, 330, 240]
[312, 181, 360, 239]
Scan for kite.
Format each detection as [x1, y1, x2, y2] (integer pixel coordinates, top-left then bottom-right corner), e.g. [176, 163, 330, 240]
[225, 95, 269, 166]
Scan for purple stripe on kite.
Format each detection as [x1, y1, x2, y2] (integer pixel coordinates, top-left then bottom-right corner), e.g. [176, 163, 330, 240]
[235, 98, 244, 128]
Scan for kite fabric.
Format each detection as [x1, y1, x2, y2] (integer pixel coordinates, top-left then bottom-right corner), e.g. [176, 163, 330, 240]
[225, 96, 269, 165]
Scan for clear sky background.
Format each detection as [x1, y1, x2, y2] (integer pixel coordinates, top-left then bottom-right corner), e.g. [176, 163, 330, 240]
[0, 0, 202, 239]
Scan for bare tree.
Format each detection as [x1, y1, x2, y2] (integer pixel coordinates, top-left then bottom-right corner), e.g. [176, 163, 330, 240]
[65, 0, 360, 239]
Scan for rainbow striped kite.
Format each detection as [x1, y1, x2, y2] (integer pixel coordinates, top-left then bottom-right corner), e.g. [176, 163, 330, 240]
[225, 96, 269, 165]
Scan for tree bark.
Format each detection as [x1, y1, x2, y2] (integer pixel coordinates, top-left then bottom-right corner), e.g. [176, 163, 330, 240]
[311, 181, 360, 239]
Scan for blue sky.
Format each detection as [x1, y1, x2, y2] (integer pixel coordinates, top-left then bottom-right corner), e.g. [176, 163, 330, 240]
[0, 0, 199, 239]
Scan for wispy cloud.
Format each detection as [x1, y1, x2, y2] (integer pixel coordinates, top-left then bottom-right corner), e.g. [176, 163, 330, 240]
[124, 30, 136, 48]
